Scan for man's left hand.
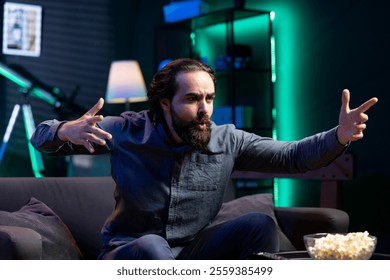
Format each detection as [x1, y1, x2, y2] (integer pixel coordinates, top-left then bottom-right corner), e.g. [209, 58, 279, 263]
[337, 89, 378, 145]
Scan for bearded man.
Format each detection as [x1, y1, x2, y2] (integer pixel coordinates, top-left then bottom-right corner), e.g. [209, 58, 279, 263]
[31, 58, 378, 260]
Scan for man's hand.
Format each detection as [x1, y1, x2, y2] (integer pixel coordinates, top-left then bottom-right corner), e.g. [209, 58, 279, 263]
[57, 98, 112, 153]
[337, 89, 378, 145]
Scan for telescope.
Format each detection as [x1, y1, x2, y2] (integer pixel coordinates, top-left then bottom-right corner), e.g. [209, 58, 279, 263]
[0, 61, 63, 108]
[0, 62, 84, 177]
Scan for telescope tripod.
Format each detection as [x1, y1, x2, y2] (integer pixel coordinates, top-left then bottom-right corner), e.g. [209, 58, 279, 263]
[0, 99, 44, 177]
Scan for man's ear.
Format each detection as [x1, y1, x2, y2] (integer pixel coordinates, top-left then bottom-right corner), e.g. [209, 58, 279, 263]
[160, 98, 171, 112]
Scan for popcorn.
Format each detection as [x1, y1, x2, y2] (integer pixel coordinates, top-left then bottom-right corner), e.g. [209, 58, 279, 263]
[306, 231, 376, 260]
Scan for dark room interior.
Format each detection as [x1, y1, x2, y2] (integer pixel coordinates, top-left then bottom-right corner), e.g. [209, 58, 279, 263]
[0, 0, 389, 258]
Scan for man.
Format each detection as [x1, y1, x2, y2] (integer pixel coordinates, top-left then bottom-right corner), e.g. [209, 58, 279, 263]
[31, 58, 378, 260]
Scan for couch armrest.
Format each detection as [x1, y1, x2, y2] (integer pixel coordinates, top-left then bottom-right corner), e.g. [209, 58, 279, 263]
[274, 207, 349, 250]
[0, 226, 42, 259]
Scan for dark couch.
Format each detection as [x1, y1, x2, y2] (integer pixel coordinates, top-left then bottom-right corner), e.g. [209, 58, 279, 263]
[0, 176, 349, 259]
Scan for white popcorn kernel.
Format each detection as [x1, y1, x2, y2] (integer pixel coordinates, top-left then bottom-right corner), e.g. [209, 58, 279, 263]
[307, 231, 376, 260]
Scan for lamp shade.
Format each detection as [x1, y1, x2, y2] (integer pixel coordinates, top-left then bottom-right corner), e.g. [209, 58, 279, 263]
[105, 60, 148, 104]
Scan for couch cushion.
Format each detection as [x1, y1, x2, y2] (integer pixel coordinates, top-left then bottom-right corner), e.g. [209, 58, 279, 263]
[0, 197, 83, 259]
[0, 225, 43, 259]
[209, 193, 296, 252]
[0, 177, 116, 259]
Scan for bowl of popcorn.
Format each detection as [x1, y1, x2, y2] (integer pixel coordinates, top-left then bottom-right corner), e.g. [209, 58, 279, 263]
[304, 231, 377, 260]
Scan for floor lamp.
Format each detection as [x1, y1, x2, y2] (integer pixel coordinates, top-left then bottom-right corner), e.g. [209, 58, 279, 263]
[105, 60, 148, 110]
[0, 62, 60, 177]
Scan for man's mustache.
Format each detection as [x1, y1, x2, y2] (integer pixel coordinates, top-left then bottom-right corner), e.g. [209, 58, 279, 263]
[192, 113, 210, 125]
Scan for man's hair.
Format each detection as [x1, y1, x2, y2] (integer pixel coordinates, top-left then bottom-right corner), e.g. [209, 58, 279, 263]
[147, 58, 216, 122]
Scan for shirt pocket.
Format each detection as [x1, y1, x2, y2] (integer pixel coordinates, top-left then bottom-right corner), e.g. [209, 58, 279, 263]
[186, 153, 223, 191]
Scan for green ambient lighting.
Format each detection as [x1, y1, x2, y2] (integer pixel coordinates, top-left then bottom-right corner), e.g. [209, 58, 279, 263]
[195, 3, 305, 207]
[190, 32, 196, 47]
[272, 105, 278, 204]
[264, 4, 304, 207]
[272, 108, 277, 140]
[270, 34, 276, 83]
[270, 11, 275, 21]
[273, 7, 303, 207]
[193, 11, 282, 204]
[269, 12, 278, 203]
[241, 4, 301, 207]
[273, 178, 279, 205]
[192, 22, 225, 70]
[192, 7, 308, 206]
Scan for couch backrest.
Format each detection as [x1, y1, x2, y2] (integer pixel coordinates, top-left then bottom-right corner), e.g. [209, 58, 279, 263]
[0, 177, 116, 259]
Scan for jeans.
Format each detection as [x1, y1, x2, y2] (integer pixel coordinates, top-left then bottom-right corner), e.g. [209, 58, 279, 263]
[98, 213, 279, 260]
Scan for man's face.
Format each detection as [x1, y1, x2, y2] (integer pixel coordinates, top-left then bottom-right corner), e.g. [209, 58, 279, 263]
[160, 71, 215, 151]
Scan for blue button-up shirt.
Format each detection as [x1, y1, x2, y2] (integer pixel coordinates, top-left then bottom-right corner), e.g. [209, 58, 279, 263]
[31, 110, 346, 247]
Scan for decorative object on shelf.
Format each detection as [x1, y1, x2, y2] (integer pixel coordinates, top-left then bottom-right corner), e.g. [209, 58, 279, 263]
[157, 59, 172, 71]
[163, 0, 209, 23]
[105, 60, 147, 110]
[225, 44, 252, 69]
[214, 45, 252, 71]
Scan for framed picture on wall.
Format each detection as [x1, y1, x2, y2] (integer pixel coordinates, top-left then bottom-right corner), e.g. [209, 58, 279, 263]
[2, 2, 42, 57]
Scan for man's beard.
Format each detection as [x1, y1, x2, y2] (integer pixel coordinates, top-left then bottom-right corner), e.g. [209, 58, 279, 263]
[171, 108, 211, 152]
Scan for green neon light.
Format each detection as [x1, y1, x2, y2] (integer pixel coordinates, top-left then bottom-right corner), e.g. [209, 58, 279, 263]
[270, 11, 275, 21]
[270, 12, 277, 204]
[272, 106, 278, 203]
[272, 108, 277, 140]
[192, 9, 291, 205]
[269, 5, 302, 207]
[217, 3, 302, 207]
[271, 35, 276, 83]
[190, 32, 196, 46]
[273, 178, 279, 204]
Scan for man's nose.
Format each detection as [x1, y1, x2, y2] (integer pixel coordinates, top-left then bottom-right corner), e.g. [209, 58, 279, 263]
[198, 99, 207, 113]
